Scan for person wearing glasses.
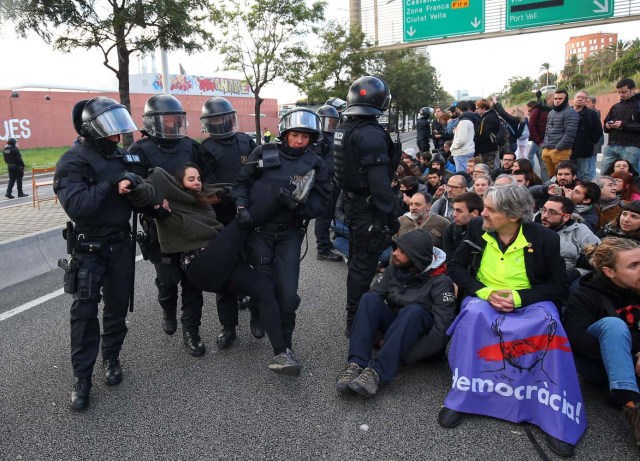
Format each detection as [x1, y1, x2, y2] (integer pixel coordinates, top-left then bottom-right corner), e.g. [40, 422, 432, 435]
[539, 195, 600, 283]
[541, 89, 578, 178]
[431, 173, 469, 222]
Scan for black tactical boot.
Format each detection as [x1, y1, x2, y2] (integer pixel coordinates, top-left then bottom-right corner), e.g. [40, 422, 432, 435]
[70, 377, 92, 411]
[162, 307, 177, 335]
[183, 330, 205, 357]
[103, 358, 123, 386]
[216, 327, 237, 349]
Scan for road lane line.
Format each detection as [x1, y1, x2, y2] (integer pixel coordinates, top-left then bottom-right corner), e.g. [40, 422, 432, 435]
[0, 255, 144, 322]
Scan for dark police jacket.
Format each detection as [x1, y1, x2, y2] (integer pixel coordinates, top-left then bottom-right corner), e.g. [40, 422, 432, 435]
[231, 142, 332, 225]
[448, 217, 569, 309]
[128, 136, 202, 178]
[200, 132, 256, 184]
[53, 141, 135, 237]
[3, 145, 24, 167]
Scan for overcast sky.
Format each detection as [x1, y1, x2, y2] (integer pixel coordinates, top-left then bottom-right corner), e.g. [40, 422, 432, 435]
[1, 1, 638, 103]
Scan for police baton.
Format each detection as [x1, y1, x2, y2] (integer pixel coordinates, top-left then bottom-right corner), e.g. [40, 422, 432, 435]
[129, 211, 137, 313]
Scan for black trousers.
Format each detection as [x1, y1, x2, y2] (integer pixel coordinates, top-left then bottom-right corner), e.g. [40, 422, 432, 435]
[70, 238, 134, 378]
[344, 196, 388, 318]
[153, 253, 203, 332]
[314, 183, 340, 253]
[6, 165, 24, 195]
[185, 219, 287, 354]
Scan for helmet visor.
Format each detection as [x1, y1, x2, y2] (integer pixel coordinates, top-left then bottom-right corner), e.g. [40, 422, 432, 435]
[200, 113, 238, 139]
[85, 106, 138, 138]
[320, 116, 339, 133]
[143, 113, 187, 139]
[329, 97, 347, 112]
[279, 110, 321, 135]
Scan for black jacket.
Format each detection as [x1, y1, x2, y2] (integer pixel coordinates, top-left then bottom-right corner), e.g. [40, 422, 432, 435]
[571, 107, 603, 159]
[448, 217, 569, 309]
[565, 271, 640, 361]
[2, 145, 24, 167]
[474, 110, 500, 155]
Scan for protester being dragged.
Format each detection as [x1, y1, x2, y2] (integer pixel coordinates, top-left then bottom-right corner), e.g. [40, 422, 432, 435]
[564, 238, 640, 448]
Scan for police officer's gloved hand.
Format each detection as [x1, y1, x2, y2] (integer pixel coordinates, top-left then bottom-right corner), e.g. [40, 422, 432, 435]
[388, 213, 400, 235]
[113, 171, 142, 189]
[236, 207, 253, 229]
[277, 185, 298, 210]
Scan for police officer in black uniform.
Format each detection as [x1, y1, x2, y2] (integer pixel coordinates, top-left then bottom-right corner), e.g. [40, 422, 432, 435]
[53, 97, 139, 411]
[416, 107, 432, 153]
[3, 137, 28, 199]
[199, 96, 257, 348]
[314, 104, 342, 262]
[232, 108, 332, 371]
[128, 93, 207, 357]
[333, 76, 400, 336]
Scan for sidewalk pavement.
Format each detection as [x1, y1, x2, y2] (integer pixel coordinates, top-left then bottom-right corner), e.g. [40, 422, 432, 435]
[0, 201, 69, 290]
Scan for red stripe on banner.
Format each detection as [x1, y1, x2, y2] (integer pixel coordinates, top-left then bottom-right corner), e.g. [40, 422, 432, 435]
[477, 335, 571, 361]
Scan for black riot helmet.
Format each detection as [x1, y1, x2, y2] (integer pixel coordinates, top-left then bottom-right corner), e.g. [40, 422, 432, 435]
[325, 97, 347, 113]
[419, 107, 432, 119]
[6, 137, 17, 146]
[278, 107, 321, 144]
[143, 94, 187, 139]
[316, 105, 340, 133]
[200, 97, 238, 139]
[74, 97, 137, 139]
[343, 76, 391, 117]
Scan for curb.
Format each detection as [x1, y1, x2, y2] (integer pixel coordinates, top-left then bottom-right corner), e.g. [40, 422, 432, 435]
[0, 227, 66, 291]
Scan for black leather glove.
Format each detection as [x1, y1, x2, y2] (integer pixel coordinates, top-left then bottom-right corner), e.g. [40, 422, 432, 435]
[236, 207, 253, 229]
[277, 186, 298, 210]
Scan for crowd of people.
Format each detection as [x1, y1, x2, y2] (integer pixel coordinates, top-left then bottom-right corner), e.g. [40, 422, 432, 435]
[52, 75, 640, 457]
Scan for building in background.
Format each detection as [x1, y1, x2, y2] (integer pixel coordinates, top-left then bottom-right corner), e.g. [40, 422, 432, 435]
[565, 32, 618, 63]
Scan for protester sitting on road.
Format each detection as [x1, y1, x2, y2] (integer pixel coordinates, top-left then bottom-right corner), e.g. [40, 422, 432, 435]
[513, 158, 543, 186]
[335, 229, 456, 397]
[397, 191, 449, 249]
[442, 192, 483, 258]
[530, 160, 579, 210]
[564, 238, 640, 448]
[596, 176, 623, 231]
[494, 174, 517, 186]
[598, 200, 640, 243]
[431, 173, 469, 222]
[612, 171, 640, 202]
[603, 159, 640, 190]
[438, 185, 583, 458]
[471, 174, 492, 197]
[120, 163, 302, 376]
[569, 181, 601, 233]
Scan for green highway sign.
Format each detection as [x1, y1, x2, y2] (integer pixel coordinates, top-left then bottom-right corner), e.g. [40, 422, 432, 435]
[506, 0, 614, 30]
[403, 0, 485, 42]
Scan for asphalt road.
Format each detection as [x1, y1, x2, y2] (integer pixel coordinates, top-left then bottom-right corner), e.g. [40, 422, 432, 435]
[1, 131, 636, 460]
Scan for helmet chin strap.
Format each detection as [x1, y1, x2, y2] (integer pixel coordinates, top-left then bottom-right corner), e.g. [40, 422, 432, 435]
[86, 136, 120, 156]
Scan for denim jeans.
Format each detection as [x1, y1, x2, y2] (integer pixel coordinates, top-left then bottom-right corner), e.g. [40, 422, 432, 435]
[528, 142, 549, 182]
[575, 156, 597, 182]
[602, 144, 640, 174]
[587, 317, 639, 392]
[453, 153, 474, 173]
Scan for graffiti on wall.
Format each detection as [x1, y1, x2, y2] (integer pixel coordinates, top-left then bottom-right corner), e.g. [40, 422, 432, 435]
[148, 74, 252, 97]
[1, 119, 31, 141]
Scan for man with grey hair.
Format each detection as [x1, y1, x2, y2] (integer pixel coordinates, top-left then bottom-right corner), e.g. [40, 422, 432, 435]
[493, 173, 517, 186]
[570, 91, 602, 181]
[438, 185, 574, 457]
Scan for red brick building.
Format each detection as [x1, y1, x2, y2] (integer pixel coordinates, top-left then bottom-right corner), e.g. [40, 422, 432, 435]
[565, 32, 617, 63]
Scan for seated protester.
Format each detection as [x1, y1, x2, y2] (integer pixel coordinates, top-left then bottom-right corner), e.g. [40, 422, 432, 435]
[569, 181, 601, 233]
[564, 238, 640, 446]
[513, 158, 543, 186]
[596, 176, 623, 232]
[494, 174, 518, 186]
[442, 192, 483, 258]
[438, 185, 583, 458]
[612, 171, 640, 202]
[430, 153, 453, 182]
[540, 196, 600, 283]
[397, 191, 449, 249]
[398, 176, 428, 215]
[442, 141, 455, 173]
[423, 168, 445, 199]
[431, 173, 469, 222]
[471, 162, 491, 180]
[492, 151, 516, 180]
[598, 200, 640, 243]
[471, 174, 492, 197]
[603, 159, 640, 190]
[529, 160, 579, 210]
[417, 151, 433, 173]
[512, 169, 531, 187]
[466, 156, 478, 176]
[335, 229, 456, 396]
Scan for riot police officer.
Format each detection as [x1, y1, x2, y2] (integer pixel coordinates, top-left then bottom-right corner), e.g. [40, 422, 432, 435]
[333, 76, 400, 336]
[128, 93, 207, 357]
[3, 137, 28, 199]
[53, 97, 139, 410]
[199, 96, 257, 349]
[314, 104, 342, 262]
[232, 107, 332, 371]
[416, 107, 432, 153]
